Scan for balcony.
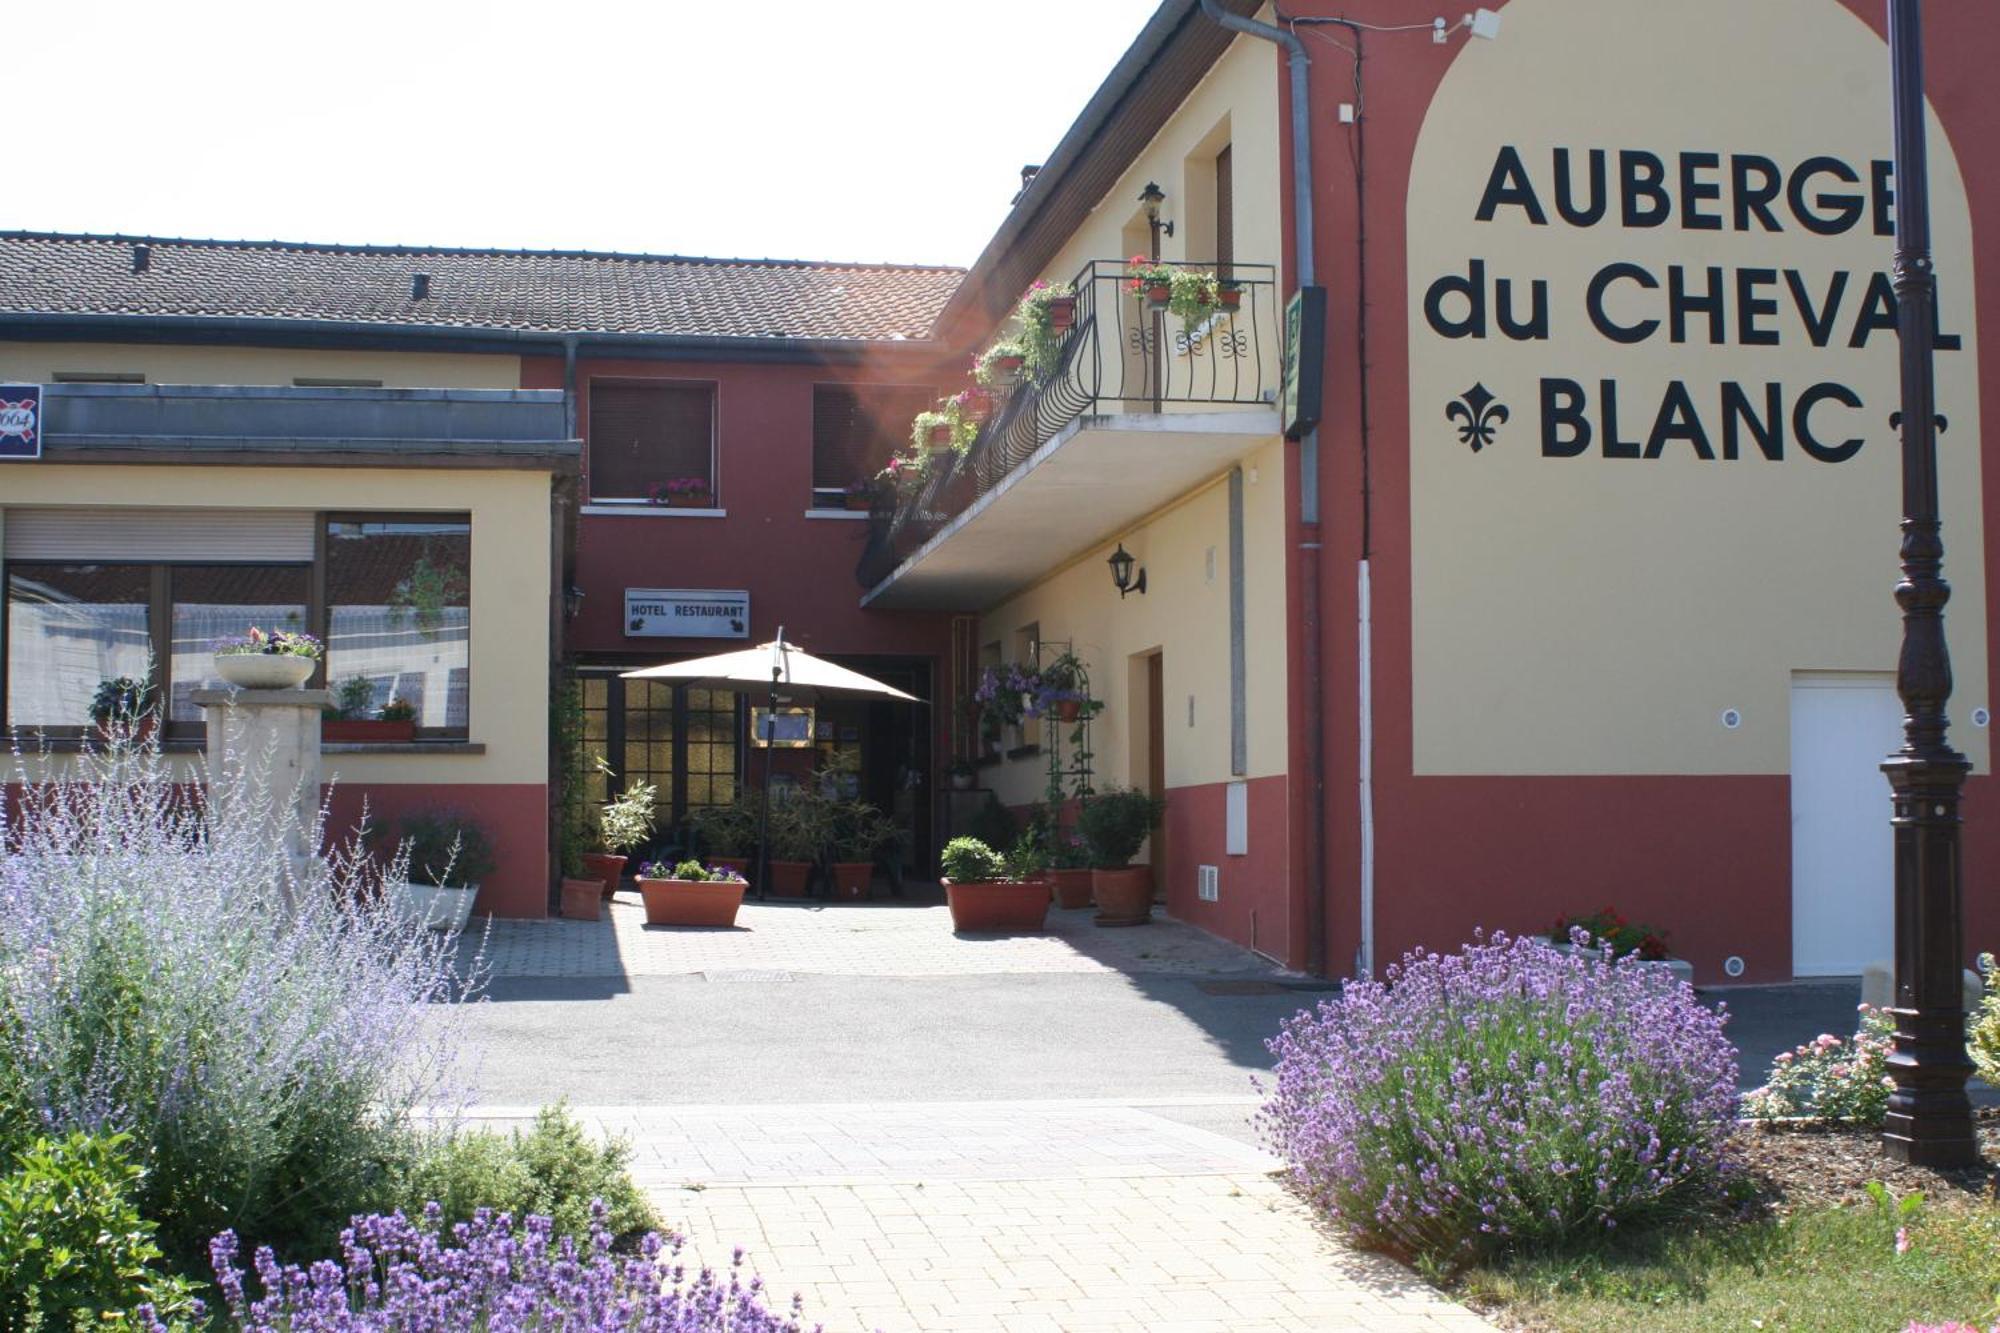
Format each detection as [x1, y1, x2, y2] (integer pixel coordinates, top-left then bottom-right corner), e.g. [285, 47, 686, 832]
[858, 259, 1282, 609]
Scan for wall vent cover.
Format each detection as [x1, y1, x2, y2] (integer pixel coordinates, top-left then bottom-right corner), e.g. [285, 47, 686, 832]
[1197, 864, 1219, 902]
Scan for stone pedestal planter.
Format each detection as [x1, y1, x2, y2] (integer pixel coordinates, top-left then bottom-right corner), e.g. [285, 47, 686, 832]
[193, 686, 328, 882]
[214, 654, 316, 690]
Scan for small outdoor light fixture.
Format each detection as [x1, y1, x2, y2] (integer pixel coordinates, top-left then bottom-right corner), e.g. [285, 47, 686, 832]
[1139, 181, 1173, 239]
[1108, 543, 1147, 598]
[563, 584, 586, 619]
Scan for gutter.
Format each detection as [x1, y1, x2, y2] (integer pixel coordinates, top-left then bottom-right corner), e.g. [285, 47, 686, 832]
[0, 311, 947, 365]
[1196, 0, 1333, 978]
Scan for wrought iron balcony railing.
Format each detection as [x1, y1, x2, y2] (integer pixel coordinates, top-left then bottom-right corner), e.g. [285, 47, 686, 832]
[858, 258, 1279, 588]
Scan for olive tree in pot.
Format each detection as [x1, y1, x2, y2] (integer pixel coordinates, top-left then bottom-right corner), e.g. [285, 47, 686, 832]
[587, 759, 658, 899]
[378, 810, 497, 935]
[828, 801, 899, 902]
[941, 836, 1048, 934]
[1078, 786, 1167, 926]
[687, 798, 756, 880]
[763, 794, 826, 898]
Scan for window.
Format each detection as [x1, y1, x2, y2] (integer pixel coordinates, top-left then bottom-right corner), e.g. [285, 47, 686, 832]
[5, 564, 153, 729]
[2, 512, 470, 740]
[325, 517, 471, 733]
[51, 371, 144, 383]
[1215, 143, 1234, 282]
[811, 384, 934, 508]
[168, 565, 311, 721]
[588, 382, 716, 503]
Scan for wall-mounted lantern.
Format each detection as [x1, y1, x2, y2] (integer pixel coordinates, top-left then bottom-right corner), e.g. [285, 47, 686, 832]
[1108, 543, 1147, 598]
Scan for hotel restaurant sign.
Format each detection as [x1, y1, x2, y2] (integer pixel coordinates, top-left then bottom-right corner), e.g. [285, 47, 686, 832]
[0, 384, 41, 460]
[625, 588, 749, 639]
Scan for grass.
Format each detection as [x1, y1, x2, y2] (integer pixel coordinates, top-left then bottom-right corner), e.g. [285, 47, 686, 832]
[1454, 1192, 2000, 1332]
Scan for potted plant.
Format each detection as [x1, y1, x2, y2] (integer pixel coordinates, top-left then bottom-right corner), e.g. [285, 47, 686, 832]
[940, 836, 1048, 933]
[763, 795, 824, 897]
[953, 386, 994, 424]
[1015, 280, 1077, 377]
[688, 799, 756, 879]
[1078, 786, 1167, 926]
[89, 676, 156, 745]
[555, 676, 606, 920]
[1127, 256, 1176, 310]
[380, 810, 495, 935]
[1217, 277, 1245, 311]
[827, 801, 898, 902]
[635, 859, 748, 928]
[1048, 828, 1095, 910]
[1548, 907, 1694, 986]
[1005, 833, 1050, 895]
[973, 339, 1029, 387]
[587, 763, 658, 899]
[322, 677, 419, 743]
[212, 626, 323, 689]
[1035, 652, 1093, 723]
[910, 400, 976, 457]
[975, 662, 1040, 733]
[947, 758, 978, 791]
[842, 480, 878, 511]
[647, 477, 715, 508]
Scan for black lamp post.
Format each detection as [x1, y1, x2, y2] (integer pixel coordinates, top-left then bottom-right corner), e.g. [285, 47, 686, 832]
[1879, 0, 1979, 1169]
[1139, 183, 1171, 412]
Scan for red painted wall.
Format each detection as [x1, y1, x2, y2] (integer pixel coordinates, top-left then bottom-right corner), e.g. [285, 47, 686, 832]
[1161, 775, 1293, 966]
[1277, 0, 2000, 983]
[325, 783, 550, 918]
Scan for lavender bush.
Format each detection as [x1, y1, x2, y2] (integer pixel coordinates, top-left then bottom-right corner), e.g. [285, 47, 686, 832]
[211, 1202, 817, 1332]
[0, 730, 480, 1268]
[1259, 932, 1739, 1265]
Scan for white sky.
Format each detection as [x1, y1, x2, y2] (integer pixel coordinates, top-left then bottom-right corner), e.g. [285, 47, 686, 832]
[10, 0, 1168, 269]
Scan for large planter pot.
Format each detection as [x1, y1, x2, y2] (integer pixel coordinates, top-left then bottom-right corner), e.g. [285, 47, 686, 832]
[322, 718, 416, 743]
[559, 877, 602, 922]
[766, 859, 812, 897]
[944, 878, 1050, 934]
[829, 862, 873, 902]
[389, 879, 479, 934]
[1091, 865, 1154, 927]
[581, 851, 628, 899]
[638, 876, 745, 927]
[1050, 868, 1094, 910]
[214, 653, 315, 690]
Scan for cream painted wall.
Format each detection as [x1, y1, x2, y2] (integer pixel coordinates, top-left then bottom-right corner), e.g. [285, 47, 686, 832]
[1405, 0, 1986, 776]
[2, 465, 552, 785]
[0, 342, 520, 388]
[977, 438, 1288, 804]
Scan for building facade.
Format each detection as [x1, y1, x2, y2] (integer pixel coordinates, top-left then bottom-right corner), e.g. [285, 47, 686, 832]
[3, 0, 1997, 981]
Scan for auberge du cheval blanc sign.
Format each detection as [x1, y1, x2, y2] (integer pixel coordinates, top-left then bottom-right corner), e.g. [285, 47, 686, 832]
[624, 588, 749, 639]
[0, 384, 41, 460]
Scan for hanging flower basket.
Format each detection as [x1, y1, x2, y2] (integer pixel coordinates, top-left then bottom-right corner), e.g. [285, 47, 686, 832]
[927, 423, 954, 450]
[1046, 295, 1077, 331]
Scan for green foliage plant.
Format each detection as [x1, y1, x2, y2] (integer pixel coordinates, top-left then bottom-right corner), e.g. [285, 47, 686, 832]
[939, 836, 1007, 884]
[554, 676, 590, 879]
[0, 1131, 199, 1328]
[1077, 785, 1166, 867]
[89, 677, 155, 729]
[1004, 833, 1049, 882]
[1742, 1004, 1895, 1125]
[1015, 279, 1076, 378]
[972, 338, 1029, 388]
[1972, 954, 2000, 1088]
[388, 810, 498, 887]
[688, 799, 755, 858]
[965, 792, 1019, 852]
[331, 675, 376, 720]
[393, 1104, 659, 1252]
[594, 762, 658, 854]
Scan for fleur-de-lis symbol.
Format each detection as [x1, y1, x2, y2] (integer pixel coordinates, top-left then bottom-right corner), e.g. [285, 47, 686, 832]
[1446, 382, 1508, 453]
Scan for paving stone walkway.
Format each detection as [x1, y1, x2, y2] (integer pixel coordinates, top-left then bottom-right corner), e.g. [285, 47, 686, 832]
[466, 1101, 1490, 1333]
[462, 896, 1490, 1330]
[467, 897, 1286, 980]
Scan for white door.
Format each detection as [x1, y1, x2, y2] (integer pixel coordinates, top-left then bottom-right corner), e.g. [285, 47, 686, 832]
[1790, 673, 1902, 976]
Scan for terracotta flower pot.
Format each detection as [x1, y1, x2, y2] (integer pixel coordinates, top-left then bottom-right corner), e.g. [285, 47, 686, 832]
[638, 876, 745, 927]
[1145, 283, 1172, 309]
[962, 392, 993, 423]
[581, 851, 628, 899]
[1056, 698, 1082, 723]
[665, 492, 715, 509]
[992, 355, 1025, 378]
[560, 877, 602, 922]
[829, 862, 873, 901]
[944, 878, 1050, 933]
[928, 424, 954, 448]
[1050, 868, 1094, 910]
[1046, 295, 1076, 331]
[322, 718, 416, 743]
[214, 653, 315, 689]
[766, 859, 813, 896]
[1219, 287, 1243, 310]
[1091, 865, 1154, 926]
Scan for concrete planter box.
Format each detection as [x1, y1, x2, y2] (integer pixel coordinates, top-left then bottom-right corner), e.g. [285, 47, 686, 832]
[1549, 940, 1694, 987]
[214, 653, 316, 690]
[388, 879, 478, 934]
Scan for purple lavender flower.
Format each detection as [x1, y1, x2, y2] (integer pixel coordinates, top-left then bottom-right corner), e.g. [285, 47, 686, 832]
[1258, 931, 1739, 1263]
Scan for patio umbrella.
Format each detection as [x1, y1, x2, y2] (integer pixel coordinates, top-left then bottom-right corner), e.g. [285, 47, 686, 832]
[622, 630, 920, 897]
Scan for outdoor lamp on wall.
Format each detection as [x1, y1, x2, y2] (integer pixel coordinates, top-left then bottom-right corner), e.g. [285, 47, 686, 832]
[1139, 182, 1174, 239]
[1108, 543, 1147, 598]
[563, 585, 586, 619]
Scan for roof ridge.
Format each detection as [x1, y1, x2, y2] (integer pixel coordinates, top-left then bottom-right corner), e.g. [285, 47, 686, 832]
[0, 230, 967, 275]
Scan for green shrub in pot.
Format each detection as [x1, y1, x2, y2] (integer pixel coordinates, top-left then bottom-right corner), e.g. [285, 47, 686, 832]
[392, 811, 497, 887]
[939, 836, 1007, 884]
[688, 797, 756, 858]
[1077, 786, 1167, 868]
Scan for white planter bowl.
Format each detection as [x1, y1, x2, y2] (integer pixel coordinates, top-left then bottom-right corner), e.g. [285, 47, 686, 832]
[1549, 940, 1694, 987]
[214, 653, 316, 690]
[388, 879, 479, 934]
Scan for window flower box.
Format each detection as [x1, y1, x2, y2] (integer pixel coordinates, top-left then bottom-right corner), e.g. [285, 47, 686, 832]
[322, 718, 417, 743]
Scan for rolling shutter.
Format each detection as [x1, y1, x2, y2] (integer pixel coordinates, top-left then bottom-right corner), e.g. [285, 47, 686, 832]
[3, 508, 314, 561]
